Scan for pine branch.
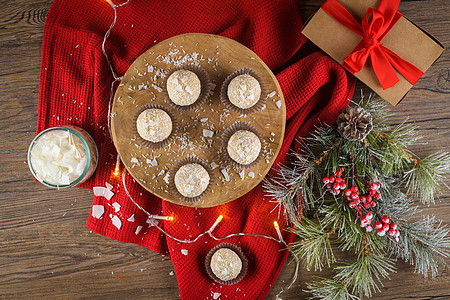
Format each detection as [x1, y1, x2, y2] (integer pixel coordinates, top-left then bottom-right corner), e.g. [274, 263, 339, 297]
[403, 151, 450, 205]
[288, 217, 336, 271]
[305, 277, 360, 300]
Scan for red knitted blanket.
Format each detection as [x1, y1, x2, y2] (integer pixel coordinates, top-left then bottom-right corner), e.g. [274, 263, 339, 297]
[37, 0, 355, 298]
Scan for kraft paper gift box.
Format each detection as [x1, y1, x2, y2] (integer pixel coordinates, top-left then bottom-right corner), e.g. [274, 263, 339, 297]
[302, 0, 444, 105]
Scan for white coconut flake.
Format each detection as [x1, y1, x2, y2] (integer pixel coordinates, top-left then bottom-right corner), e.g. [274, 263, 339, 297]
[93, 186, 106, 197]
[92, 205, 104, 219]
[105, 182, 114, 190]
[248, 172, 255, 178]
[104, 188, 114, 200]
[200, 118, 208, 122]
[150, 158, 158, 166]
[275, 100, 282, 108]
[181, 249, 188, 255]
[111, 215, 122, 229]
[203, 129, 214, 138]
[221, 169, 230, 181]
[112, 202, 121, 213]
[213, 292, 221, 299]
[239, 170, 245, 179]
[127, 214, 135, 222]
[210, 162, 219, 170]
[270, 132, 275, 136]
[135, 225, 142, 235]
[131, 157, 139, 163]
[267, 91, 276, 98]
[163, 173, 170, 184]
[169, 271, 175, 276]
[152, 84, 163, 92]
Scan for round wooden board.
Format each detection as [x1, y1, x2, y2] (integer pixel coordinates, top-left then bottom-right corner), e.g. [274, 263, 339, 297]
[111, 33, 286, 208]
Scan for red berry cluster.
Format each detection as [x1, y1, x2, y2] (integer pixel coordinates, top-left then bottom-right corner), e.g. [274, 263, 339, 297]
[374, 217, 400, 242]
[346, 181, 380, 211]
[322, 167, 346, 195]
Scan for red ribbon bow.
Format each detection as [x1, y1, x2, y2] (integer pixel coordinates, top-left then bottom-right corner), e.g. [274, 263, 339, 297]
[321, 0, 423, 90]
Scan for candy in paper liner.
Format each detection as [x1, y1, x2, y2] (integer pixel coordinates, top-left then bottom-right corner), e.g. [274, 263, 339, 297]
[168, 157, 214, 203]
[205, 243, 248, 285]
[162, 64, 213, 111]
[133, 104, 178, 150]
[220, 68, 266, 115]
[221, 121, 264, 169]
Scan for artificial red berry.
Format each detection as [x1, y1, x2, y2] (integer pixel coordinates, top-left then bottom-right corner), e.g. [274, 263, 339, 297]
[388, 229, 396, 236]
[363, 203, 370, 209]
[349, 201, 356, 208]
[351, 192, 359, 199]
[360, 217, 369, 227]
[382, 223, 390, 231]
[340, 182, 347, 189]
[346, 196, 352, 201]
[369, 190, 376, 196]
[351, 186, 358, 193]
[366, 225, 373, 232]
[326, 183, 332, 189]
[340, 167, 345, 172]
[375, 192, 382, 199]
[365, 212, 373, 219]
[345, 189, 352, 196]
[377, 228, 386, 236]
[323, 177, 329, 184]
[335, 177, 342, 184]
[369, 183, 375, 190]
[374, 182, 380, 190]
[332, 189, 340, 195]
[366, 195, 372, 202]
[382, 216, 390, 224]
[333, 182, 340, 189]
[354, 198, 361, 204]
[375, 222, 383, 229]
[360, 196, 367, 203]
[370, 201, 377, 207]
[394, 230, 400, 237]
[329, 176, 335, 183]
[335, 171, 342, 177]
[356, 205, 362, 211]
[390, 223, 397, 230]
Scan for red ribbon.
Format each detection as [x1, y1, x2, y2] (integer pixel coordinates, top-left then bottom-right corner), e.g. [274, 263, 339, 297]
[321, 0, 423, 90]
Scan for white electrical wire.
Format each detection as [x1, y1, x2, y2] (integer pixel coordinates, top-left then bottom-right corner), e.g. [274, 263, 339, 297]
[101, 2, 299, 297]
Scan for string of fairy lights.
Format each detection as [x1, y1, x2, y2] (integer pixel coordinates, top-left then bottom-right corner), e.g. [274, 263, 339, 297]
[101, 0, 299, 298]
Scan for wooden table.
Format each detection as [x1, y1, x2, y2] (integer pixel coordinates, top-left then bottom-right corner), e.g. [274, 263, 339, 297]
[1, 0, 448, 298]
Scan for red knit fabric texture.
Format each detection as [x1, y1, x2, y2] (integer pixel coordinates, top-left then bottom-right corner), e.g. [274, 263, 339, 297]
[37, 0, 355, 298]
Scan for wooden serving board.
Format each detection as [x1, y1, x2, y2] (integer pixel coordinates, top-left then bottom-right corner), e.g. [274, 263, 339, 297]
[111, 33, 286, 208]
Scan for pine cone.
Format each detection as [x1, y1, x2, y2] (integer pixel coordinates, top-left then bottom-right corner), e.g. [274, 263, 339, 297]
[337, 106, 373, 141]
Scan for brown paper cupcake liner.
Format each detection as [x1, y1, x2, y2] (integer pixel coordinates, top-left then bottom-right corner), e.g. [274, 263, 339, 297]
[162, 64, 213, 111]
[168, 157, 214, 203]
[221, 121, 265, 169]
[205, 243, 248, 285]
[220, 68, 267, 115]
[133, 104, 178, 150]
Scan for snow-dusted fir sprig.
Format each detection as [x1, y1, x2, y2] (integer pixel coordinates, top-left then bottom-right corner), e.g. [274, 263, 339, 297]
[264, 93, 450, 299]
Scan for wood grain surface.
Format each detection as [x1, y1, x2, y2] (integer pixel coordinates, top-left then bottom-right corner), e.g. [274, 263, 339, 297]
[111, 33, 286, 208]
[0, 0, 448, 299]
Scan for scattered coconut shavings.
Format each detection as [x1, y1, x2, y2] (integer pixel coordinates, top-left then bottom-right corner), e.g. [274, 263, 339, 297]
[127, 214, 135, 222]
[112, 202, 121, 213]
[151, 83, 163, 92]
[200, 118, 208, 122]
[275, 100, 282, 108]
[213, 292, 221, 299]
[203, 129, 214, 137]
[210, 162, 219, 170]
[135, 225, 142, 235]
[163, 173, 170, 184]
[131, 157, 139, 163]
[92, 205, 104, 219]
[105, 182, 114, 191]
[221, 169, 230, 181]
[248, 172, 255, 178]
[147, 158, 158, 166]
[239, 170, 245, 179]
[111, 215, 122, 229]
[270, 132, 275, 136]
[181, 249, 188, 255]
[169, 271, 175, 276]
[93, 186, 114, 200]
[267, 91, 276, 98]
